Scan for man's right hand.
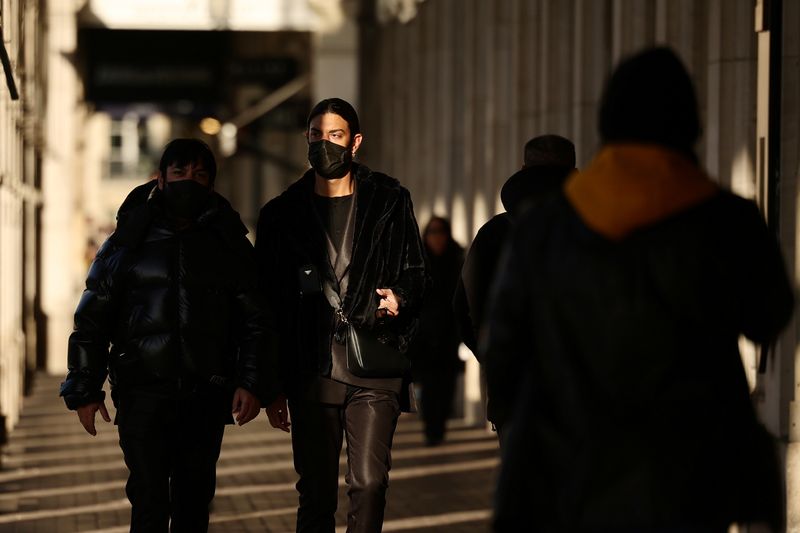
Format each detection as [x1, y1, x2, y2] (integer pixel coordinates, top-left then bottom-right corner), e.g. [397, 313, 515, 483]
[76, 401, 111, 436]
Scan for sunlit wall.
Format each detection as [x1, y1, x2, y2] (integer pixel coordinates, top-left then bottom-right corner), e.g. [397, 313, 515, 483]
[0, 0, 46, 433]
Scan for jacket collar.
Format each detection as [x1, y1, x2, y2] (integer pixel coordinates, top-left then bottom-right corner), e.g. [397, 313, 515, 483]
[564, 143, 718, 240]
[112, 184, 247, 248]
[286, 163, 400, 311]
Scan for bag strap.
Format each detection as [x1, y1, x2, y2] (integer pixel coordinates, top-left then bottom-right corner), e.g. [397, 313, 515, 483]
[311, 190, 357, 320]
[323, 278, 344, 319]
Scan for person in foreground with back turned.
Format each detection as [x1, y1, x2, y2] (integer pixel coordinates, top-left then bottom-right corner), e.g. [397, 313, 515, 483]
[484, 47, 793, 531]
[255, 98, 426, 533]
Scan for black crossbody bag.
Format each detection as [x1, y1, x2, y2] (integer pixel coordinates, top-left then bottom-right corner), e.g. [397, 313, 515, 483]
[334, 308, 409, 378]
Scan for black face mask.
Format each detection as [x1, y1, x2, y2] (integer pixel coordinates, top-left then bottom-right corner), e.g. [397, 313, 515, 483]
[162, 179, 211, 219]
[308, 139, 353, 180]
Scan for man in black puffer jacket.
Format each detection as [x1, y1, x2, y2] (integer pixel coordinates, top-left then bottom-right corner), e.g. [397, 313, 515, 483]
[60, 139, 281, 533]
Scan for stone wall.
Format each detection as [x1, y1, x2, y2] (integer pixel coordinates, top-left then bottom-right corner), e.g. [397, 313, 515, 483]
[0, 0, 46, 433]
[358, 0, 763, 239]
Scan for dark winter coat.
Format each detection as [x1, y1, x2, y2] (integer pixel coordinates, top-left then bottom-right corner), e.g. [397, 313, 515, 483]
[408, 241, 464, 374]
[452, 214, 509, 354]
[485, 144, 793, 531]
[453, 165, 571, 427]
[453, 165, 570, 354]
[61, 186, 278, 410]
[255, 164, 427, 399]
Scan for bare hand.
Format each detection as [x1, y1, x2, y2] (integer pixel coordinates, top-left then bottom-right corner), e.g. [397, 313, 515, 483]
[232, 387, 261, 426]
[265, 395, 291, 433]
[375, 288, 400, 318]
[76, 401, 111, 436]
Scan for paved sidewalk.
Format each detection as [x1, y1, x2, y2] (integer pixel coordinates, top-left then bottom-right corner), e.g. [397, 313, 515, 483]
[0, 374, 498, 532]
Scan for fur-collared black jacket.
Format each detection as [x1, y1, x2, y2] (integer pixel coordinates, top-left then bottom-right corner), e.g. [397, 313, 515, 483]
[60, 186, 279, 410]
[255, 164, 426, 397]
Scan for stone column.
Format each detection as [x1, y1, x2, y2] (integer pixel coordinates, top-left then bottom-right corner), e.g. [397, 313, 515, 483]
[41, 0, 82, 373]
[471, 0, 493, 231]
[433, 0, 456, 226]
[654, 0, 710, 162]
[705, 0, 756, 190]
[311, 0, 357, 108]
[419, 2, 439, 217]
[777, 0, 800, 529]
[403, 9, 425, 220]
[451, 0, 477, 243]
[611, 0, 656, 64]
[491, 0, 514, 213]
[572, 0, 612, 167]
[0, 0, 30, 432]
[516, 0, 541, 157]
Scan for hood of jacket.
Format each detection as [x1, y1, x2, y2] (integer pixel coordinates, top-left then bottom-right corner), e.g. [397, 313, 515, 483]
[500, 165, 573, 219]
[564, 143, 718, 240]
[113, 181, 249, 248]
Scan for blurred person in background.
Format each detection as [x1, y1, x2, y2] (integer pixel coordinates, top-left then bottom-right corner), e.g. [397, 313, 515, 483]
[255, 98, 426, 533]
[453, 134, 576, 445]
[484, 47, 793, 532]
[60, 139, 282, 533]
[408, 216, 464, 446]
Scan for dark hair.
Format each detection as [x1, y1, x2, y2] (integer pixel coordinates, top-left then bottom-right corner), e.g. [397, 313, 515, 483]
[424, 216, 452, 239]
[423, 216, 459, 256]
[523, 135, 576, 169]
[307, 98, 361, 136]
[159, 138, 217, 183]
[599, 47, 700, 154]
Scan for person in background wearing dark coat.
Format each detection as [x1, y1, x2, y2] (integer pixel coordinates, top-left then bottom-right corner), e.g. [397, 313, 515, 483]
[452, 135, 576, 442]
[255, 98, 427, 533]
[408, 216, 464, 446]
[485, 47, 793, 532]
[60, 139, 282, 532]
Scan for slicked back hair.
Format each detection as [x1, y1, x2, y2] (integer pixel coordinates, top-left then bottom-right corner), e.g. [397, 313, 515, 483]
[307, 98, 361, 137]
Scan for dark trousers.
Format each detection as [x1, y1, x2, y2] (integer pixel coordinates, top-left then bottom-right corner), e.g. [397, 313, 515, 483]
[416, 363, 458, 446]
[115, 386, 228, 533]
[290, 386, 401, 533]
[496, 422, 508, 452]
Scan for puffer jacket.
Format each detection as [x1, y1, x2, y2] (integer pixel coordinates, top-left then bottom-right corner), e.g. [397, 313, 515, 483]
[60, 186, 279, 410]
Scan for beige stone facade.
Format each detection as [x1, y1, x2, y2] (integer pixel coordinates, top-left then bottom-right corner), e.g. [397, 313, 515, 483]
[0, 0, 47, 433]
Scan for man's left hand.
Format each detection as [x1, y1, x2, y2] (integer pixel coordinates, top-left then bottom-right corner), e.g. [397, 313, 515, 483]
[376, 288, 400, 317]
[232, 387, 261, 426]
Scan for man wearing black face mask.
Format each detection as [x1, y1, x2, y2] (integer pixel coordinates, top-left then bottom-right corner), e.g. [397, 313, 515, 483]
[256, 99, 427, 532]
[161, 174, 211, 219]
[307, 133, 354, 180]
[60, 139, 282, 532]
